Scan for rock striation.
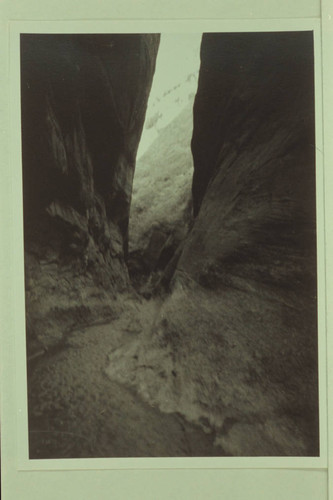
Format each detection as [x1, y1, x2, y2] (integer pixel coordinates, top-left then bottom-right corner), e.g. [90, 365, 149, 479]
[21, 34, 160, 351]
[186, 32, 317, 300]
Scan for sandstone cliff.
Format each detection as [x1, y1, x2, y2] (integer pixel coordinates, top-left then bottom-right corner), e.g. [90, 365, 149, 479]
[21, 34, 160, 352]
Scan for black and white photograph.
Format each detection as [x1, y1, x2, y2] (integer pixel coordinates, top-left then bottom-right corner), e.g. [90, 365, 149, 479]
[20, 30, 319, 459]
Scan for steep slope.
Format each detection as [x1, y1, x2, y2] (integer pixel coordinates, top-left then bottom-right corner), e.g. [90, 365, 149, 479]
[107, 32, 318, 456]
[128, 99, 194, 288]
[21, 34, 160, 353]
[136, 71, 198, 158]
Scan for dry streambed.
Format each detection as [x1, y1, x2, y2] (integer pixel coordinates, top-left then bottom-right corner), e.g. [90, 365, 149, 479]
[28, 295, 225, 458]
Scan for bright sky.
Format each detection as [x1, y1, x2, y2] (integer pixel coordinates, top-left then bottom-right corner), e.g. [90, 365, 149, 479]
[136, 33, 202, 159]
[149, 33, 202, 100]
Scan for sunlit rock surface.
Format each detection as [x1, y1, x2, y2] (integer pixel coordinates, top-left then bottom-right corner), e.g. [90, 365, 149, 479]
[21, 34, 160, 351]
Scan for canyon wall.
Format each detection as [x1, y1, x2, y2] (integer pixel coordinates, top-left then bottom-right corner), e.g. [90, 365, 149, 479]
[118, 32, 319, 456]
[21, 34, 160, 353]
[180, 31, 318, 454]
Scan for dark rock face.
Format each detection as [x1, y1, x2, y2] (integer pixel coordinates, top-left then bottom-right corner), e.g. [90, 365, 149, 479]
[123, 32, 318, 456]
[21, 34, 160, 349]
[191, 32, 316, 218]
[177, 32, 318, 454]
[184, 32, 317, 299]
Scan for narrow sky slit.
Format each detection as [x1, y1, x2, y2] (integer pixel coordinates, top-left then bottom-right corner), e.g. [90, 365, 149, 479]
[129, 33, 202, 269]
[136, 33, 202, 160]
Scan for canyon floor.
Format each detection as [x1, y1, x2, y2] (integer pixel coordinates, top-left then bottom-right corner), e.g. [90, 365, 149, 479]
[28, 293, 226, 458]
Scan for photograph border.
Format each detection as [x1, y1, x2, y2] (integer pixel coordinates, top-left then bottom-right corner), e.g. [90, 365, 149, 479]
[10, 17, 326, 471]
[1, 1, 332, 499]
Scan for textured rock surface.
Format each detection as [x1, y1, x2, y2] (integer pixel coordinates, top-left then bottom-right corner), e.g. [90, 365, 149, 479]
[184, 31, 317, 299]
[108, 32, 319, 456]
[21, 34, 160, 350]
[28, 296, 225, 458]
